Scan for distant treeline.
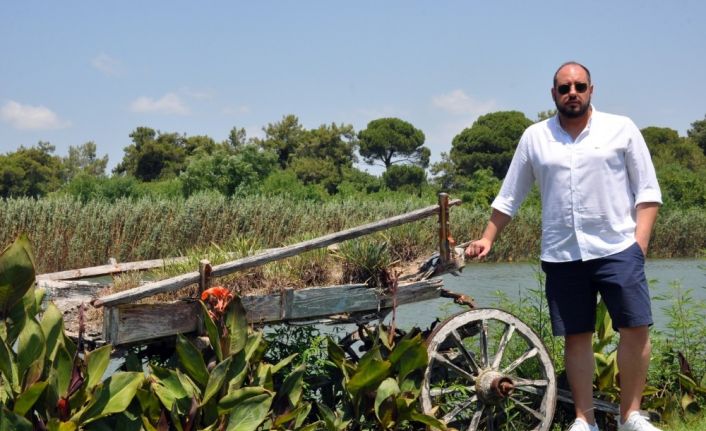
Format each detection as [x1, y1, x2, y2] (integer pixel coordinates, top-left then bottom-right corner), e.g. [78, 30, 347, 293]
[0, 194, 703, 274]
[1, 111, 705, 210]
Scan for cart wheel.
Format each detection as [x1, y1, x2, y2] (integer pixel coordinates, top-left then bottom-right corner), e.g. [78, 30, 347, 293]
[421, 308, 557, 431]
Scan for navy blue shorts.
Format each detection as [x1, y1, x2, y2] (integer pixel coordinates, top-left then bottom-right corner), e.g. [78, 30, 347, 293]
[541, 242, 653, 336]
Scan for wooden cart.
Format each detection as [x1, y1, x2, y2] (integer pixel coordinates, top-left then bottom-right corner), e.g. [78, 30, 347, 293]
[39, 194, 619, 431]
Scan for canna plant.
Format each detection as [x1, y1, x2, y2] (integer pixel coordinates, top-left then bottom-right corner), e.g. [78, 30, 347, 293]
[321, 326, 446, 431]
[0, 234, 144, 430]
[141, 288, 318, 431]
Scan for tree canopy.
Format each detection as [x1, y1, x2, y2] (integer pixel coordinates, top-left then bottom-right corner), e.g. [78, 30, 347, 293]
[358, 118, 429, 168]
[450, 111, 533, 178]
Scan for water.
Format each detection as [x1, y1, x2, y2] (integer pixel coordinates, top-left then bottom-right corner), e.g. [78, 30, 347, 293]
[395, 259, 706, 331]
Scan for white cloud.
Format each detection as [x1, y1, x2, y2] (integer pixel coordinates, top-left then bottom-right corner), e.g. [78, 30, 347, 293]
[91, 53, 122, 76]
[432, 89, 496, 116]
[129, 93, 189, 115]
[0, 100, 70, 130]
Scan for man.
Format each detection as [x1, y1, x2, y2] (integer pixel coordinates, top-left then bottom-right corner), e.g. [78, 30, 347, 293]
[465, 62, 662, 431]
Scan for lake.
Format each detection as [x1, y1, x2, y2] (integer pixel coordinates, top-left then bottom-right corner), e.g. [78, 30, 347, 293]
[395, 258, 706, 332]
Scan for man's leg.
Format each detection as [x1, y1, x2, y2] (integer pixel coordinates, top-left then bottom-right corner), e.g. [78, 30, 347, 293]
[617, 325, 651, 422]
[565, 332, 596, 425]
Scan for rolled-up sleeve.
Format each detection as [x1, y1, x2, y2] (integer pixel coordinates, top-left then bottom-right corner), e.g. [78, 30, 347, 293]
[491, 135, 535, 217]
[625, 121, 662, 206]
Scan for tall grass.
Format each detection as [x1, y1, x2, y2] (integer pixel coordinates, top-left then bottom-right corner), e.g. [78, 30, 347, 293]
[0, 194, 703, 273]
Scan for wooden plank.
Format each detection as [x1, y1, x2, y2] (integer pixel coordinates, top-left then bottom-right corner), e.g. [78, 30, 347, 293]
[93, 199, 461, 308]
[104, 302, 201, 345]
[37, 257, 190, 281]
[38, 279, 110, 313]
[103, 279, 443, 345]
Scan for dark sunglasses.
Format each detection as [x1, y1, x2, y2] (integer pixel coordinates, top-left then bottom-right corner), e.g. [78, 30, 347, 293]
[557, 82, 589, 95]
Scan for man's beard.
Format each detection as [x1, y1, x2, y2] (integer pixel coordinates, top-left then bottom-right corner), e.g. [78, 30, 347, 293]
[555, 97, 591, 118]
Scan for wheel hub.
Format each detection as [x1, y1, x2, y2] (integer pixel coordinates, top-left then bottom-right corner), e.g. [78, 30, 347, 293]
[476, 370, 515, 404]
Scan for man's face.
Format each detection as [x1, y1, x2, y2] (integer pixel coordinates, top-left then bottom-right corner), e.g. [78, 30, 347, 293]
[551, 65, 593, 118]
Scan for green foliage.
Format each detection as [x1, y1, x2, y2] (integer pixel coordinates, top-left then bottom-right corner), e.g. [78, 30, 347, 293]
[322, 328, 446, 430]
[259, 115, 307, 168]
[457, 167, 502, 207]
[382, 165, 426, 194]
[0, 142, 63, 198]
[358, 118, 428, 168]
[687, 115, 706, 155]
[258, 170, 330, 202]
[647, 281, 706, 421]
[0, 235, 145, 429]
[336, 239, 393, 287]
[113, 127, 189, 181]
[450, 111, 533, 178]
[180, 145, 278, 197]
[61, 141, 108, 182]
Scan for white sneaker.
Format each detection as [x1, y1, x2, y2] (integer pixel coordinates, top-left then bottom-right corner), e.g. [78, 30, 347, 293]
[568, 418, 599, 431]
[617, 411, 662, 431]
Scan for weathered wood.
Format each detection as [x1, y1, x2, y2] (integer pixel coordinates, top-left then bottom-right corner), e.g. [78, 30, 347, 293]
[198, 259, 212, 294]
[103, 279, 443, 345]
[94, 200, 461, 308]
[37, 257, 190, 281]
[38, 279, 110, 312]
[438, 193, 450, 265]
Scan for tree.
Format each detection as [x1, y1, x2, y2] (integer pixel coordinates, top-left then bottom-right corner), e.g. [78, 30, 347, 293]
[114, 127, 188, 181]
[259, 115, 306, 168]
[296, 123, 358, 169]
[227, 126, 248, 151]
[450, 111, 533, 178]
[641, 126, 705, 171]
[687, 114, 706, 155]
[0, 142, 63, 197]
[61, 141, 108, 181]
[358, 118, 429, 168]
[429, 152, 459, 191]
[536, 109, 557, 122]
[382, 164, 427, 194]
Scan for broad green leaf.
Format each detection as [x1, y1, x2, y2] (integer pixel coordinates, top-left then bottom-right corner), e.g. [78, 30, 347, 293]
[0, 336, 19, 394]
[219, 386, 270, 412]
[149, 365, 191, 411]
[17, 317, 45, 386]
[255, 364, 273, 390]
[681, 393, 696, 411]
[326, 336, 346, 370]
[51, 345, 74, 398]
[175, 334, 209, 389]
[273, 403, 309, 427]
[45, 418, 79, 431]
[374, 378, 400, 422]
[225, 393, 273, 431]
[347, 359, 391, 397]
[200, 301, 223, 361]
[13, 381, 48, 416]
[40, 303, 65, 362]
[271, 353, 298, 375]
[295, 422, 321, 431]
[389, 334, 427, 382]
[244, 332, 266, 364]
[225, 296, 248, 356]
[226, 350, 248, 392]
[0, 234, 36, 319]
[408, 410, 448, 430]
[0, 406, 33, 431]
[201, 356, 232, 406]
[77, 372, 144, 424]
[135, 388, 161, 424]
[277, 364, 306, 408]
[86, 345, 112, 390]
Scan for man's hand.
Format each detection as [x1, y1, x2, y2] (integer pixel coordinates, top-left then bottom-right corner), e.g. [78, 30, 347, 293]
[465, 238, 493, 260]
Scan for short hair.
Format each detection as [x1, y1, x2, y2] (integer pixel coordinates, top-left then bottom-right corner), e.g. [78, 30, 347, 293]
[553, 61, 591, 86]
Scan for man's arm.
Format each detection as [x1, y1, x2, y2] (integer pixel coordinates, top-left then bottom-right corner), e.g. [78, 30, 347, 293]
[465, 209, 512, 259]
[635, 202, 660, 256]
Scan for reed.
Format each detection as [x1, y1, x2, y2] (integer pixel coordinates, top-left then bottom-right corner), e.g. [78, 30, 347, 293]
[0, 194, 703, 273]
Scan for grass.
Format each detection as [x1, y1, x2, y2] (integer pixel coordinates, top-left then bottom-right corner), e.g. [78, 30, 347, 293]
[1, 194, 703, 274]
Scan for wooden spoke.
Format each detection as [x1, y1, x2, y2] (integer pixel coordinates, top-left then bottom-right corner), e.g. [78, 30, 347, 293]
[451, 329, 481, 374]
[466, 406, 485, 431]
[441, 394, 478, 423]
[480, 320, 489, 367]
[432, 352, 477, 383]
[508, 395, 545, 421]
[491, 324, 515, 369]
[513, 378, 548, 388]
[502, 347, 538, 374]
[430, 386, 475, 397]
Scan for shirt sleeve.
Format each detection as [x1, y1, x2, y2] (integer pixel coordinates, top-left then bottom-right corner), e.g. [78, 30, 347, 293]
[625, 120, 662, 206]
[491, 133, 536, 217]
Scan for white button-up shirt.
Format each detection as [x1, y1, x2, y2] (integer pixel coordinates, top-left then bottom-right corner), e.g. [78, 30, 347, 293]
[491, 108, 662, 262]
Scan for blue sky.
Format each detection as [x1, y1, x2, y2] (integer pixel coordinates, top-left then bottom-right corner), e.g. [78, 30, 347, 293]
[2, 1, 705, 174]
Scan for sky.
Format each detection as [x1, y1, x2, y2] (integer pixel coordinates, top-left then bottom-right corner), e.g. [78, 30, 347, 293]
[2, 1, 705, 174]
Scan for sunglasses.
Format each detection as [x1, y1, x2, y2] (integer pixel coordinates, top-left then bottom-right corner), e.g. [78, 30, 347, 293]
[557, 82, 589, 95]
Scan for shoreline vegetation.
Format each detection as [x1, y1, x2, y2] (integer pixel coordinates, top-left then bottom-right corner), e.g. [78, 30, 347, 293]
[1, 194, 704, 274]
